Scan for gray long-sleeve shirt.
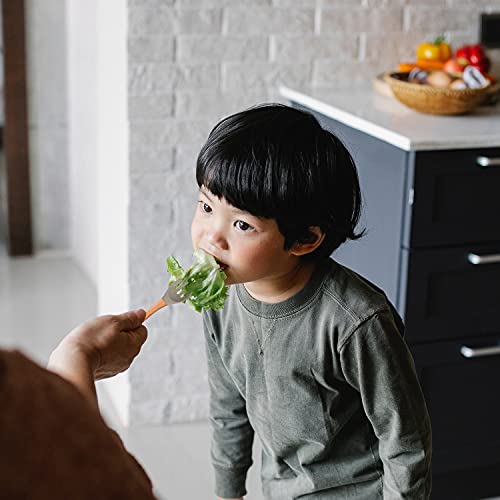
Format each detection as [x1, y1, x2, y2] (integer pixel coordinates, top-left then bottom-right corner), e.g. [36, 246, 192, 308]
[203, 258, 432, 499]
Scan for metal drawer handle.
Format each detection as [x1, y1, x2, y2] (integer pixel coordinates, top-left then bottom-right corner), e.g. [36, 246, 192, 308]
[477, 156, 500, 167]
[467, 252, 500, 265]
[460, 345, 500, 358]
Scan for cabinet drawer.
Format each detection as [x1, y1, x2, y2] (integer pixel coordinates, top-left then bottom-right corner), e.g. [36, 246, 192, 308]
[410, 335, 500, 476]
[407, 148, 500, 248]
[401, 244, 500, 343]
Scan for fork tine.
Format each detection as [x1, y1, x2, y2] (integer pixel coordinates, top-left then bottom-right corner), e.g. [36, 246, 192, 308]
[162, 279, 191, 305]
[144, 280, 191, 321]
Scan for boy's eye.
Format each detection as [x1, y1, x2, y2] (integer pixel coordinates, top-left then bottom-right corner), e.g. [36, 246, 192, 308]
[235, 220, 253, 232]
[199, 201, 212, 213]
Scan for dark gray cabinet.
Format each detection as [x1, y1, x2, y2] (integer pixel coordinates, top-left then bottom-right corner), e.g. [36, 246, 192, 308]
[294, 103, 500, 500]
[402, 244, 500, 343]
[408, 149, 500, 248]
[411, 335, 500, 477]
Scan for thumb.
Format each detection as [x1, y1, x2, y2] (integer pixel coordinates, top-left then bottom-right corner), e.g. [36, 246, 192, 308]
[116, 309, 145, 331]
[133, 308, 147, 323]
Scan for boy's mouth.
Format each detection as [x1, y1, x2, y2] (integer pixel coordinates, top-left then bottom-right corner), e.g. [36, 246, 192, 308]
[215, 259, 228, 271]
[202, 248, 228, 271]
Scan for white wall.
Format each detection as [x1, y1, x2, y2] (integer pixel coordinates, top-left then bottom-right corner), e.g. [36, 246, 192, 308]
[95, 0, 130, 425]
[66, 0, 99, 284]
[66, 0, 130, 424]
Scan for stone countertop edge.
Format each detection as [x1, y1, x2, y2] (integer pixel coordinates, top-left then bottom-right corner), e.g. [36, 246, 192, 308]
[279, 85, 500, 152]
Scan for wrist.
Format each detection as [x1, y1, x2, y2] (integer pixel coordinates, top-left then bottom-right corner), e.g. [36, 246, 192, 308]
[48, 340, 100, 409]
[49, 339, 100, 376]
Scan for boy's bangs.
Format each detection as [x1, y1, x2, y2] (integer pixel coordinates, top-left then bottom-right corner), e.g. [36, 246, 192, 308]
[196, 150, 284, 220]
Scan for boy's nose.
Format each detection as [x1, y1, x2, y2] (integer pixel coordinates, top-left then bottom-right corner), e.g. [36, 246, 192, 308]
[206, 228, 229, 251]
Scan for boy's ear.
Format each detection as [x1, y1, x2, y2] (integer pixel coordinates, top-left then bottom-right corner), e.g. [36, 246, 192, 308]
[289, 226, 325, 256]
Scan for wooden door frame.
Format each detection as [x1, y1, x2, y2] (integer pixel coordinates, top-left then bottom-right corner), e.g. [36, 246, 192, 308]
[2, 0, 32, 255]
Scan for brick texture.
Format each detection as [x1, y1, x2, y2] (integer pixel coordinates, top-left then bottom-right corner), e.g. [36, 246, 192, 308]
[177, 35, 268, 61]
[128, 36, 175, 62]
[224, 7, 315, 34]
[320, 7, 404, 34]
[271, 34, 358, 62]
[127, 0, 500, 426]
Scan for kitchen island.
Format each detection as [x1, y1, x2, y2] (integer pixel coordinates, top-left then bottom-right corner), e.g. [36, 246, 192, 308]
[281, 85, 500, 500]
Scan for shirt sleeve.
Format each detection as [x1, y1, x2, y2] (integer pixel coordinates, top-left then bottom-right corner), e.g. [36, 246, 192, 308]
[339, 308, 432, 500]
[203, 316, 254, 499]
[0, 350, 156, 500]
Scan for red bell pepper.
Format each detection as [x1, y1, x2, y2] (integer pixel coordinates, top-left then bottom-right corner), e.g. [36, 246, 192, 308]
[455, 44, 491, 73]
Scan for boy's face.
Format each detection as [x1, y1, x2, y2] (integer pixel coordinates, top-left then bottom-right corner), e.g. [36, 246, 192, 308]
[191, 187, 300, 287]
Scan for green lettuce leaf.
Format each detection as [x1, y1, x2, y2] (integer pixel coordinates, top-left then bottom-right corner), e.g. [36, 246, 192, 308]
[166, 249, 228, 313]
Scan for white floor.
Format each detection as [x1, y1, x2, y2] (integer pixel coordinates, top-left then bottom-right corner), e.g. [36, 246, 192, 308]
[1, 242, 499, 500]
[0, 242, 263, 500]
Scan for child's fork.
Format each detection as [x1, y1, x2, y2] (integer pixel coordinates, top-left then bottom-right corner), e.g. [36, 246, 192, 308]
[144, 279, 191, 320]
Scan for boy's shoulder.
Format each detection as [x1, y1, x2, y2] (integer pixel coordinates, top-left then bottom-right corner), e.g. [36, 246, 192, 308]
[319, 258, 404, 342]
[321, 258, 391, 320]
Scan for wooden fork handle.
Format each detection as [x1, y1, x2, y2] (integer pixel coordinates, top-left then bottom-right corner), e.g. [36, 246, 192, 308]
[145, 298, 167, 320]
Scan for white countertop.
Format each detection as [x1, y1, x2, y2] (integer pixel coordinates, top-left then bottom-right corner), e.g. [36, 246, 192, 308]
[280, 85, 500, 151]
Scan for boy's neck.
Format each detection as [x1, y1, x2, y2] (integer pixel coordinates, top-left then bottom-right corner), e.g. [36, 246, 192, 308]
[243, 260, 317, 304]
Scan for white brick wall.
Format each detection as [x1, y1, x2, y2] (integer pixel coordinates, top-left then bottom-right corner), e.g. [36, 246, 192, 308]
[127, 0, 500, 425]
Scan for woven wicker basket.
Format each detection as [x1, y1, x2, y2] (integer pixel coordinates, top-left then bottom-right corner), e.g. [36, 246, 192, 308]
[384, 72, 492, 115]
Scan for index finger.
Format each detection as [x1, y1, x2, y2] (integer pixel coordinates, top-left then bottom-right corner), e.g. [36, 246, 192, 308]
[129, 325, 148, 347]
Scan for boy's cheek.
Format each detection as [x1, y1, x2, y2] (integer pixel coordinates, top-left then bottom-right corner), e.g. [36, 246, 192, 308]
[190, 218, 200, 247]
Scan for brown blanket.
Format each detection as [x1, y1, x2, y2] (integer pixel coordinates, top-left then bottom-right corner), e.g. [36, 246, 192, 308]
[0, 349, 156, 499]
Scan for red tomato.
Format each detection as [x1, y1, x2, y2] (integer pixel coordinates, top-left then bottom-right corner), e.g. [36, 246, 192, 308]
[455, 44, 491, 74]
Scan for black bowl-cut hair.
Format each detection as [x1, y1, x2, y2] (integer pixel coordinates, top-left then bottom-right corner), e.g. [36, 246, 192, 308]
[196, 103, 364, 259]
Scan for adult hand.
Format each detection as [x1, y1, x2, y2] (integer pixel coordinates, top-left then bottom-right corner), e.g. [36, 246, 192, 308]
[48, 310, 148, 409]
[51, 309, 148, 380]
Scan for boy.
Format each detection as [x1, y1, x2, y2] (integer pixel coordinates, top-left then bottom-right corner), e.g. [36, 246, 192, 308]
[191, 104, 432, 500]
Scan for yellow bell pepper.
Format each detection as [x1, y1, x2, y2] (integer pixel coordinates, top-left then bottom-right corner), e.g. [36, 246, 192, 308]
[416, 36, 452, 62]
